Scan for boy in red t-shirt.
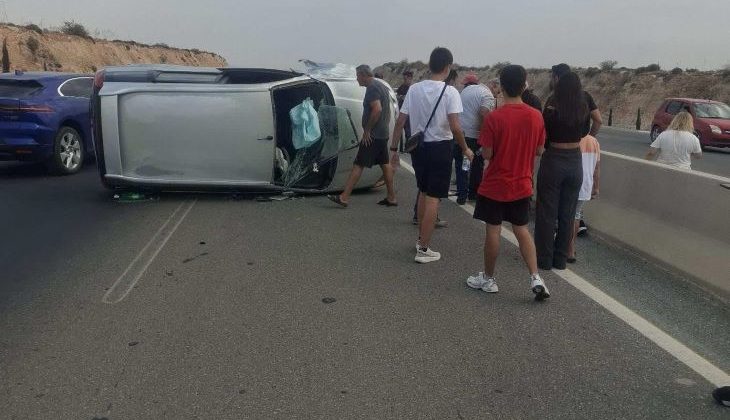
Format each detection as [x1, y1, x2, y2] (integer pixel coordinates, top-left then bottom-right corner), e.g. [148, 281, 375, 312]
[465, 65, 550, 301]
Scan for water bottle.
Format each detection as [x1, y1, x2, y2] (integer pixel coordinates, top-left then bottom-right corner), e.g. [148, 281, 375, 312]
[461, 154, 471, 172]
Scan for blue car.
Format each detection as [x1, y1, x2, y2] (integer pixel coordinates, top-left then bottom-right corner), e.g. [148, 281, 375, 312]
[0, 71, 94, 174]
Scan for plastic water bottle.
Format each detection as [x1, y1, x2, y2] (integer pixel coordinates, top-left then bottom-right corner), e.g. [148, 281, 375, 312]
[461, 154, 471, 172]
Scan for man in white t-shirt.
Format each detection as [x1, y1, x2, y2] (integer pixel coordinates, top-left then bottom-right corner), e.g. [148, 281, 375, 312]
[389, 47, 474, 263]
[456, 73, 495, 204]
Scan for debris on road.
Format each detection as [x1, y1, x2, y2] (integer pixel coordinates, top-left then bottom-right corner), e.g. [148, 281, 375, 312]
[112, 192, 159, 203]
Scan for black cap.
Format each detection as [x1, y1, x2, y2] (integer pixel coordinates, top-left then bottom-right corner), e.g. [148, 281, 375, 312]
[551, 63, 571, 79]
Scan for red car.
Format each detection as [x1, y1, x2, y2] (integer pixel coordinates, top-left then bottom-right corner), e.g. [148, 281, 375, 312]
[650, 98, 730, 149]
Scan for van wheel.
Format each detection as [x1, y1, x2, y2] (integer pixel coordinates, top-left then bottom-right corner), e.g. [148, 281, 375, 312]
[49, 126, 84, 175]
[650, 125, 660, 142]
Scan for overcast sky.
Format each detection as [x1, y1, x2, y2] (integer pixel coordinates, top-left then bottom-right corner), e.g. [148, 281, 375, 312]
[4, 0, 730, 70]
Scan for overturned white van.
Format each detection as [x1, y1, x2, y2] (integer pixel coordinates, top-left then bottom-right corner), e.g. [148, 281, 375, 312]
[91, 64, 397, 192]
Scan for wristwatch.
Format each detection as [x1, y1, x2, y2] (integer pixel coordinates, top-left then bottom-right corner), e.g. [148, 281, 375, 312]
[389, 147, 399, 152]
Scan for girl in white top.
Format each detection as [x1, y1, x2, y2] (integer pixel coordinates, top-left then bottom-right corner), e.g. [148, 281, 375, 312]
[646, 111, 702, 170]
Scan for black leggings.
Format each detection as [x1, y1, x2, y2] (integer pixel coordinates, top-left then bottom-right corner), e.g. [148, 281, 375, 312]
[534, 148, 583, 269]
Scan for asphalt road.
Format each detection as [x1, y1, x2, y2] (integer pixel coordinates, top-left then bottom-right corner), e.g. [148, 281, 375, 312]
[1, 161, 729, 419]
[599, 127, 730, 178]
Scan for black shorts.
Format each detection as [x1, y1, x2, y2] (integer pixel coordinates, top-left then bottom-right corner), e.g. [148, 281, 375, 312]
[473, 195, 530, 226]
[411, 140, 453, 198]
[354, 137, 389, 168]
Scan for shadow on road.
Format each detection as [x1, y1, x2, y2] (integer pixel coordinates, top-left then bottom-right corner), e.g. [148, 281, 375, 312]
[705, 147, 730, 155]
[0, 162, 53, 178]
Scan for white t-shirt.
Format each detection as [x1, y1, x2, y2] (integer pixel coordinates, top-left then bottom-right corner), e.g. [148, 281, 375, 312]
[650, 130, 702, 170]
[400, 80, 463, 142]
[459, 84, 495, 139]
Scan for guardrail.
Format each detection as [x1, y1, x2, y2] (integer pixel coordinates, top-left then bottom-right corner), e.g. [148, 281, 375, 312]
[583, 151, 730, 298]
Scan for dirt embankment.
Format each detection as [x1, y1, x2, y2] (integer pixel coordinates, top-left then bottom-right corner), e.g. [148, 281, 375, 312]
[0, 24, 227, 74]
[376, 61, 730, 130]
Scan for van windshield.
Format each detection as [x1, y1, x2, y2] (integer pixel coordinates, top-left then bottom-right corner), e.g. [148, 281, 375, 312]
[693, 103, 730, 119]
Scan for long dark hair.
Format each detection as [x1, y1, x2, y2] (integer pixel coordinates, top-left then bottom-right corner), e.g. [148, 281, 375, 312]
[554, 72, 588, 127]
[445, 69, 458, 85]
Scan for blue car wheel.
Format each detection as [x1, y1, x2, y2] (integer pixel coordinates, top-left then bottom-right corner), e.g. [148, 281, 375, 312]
[49, 126, 84, 175]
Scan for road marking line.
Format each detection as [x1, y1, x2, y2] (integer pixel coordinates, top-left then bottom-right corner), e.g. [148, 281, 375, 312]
[400, 159, 730, 386]
[602, 150, 730, 183]
[102, 199, 197, 304]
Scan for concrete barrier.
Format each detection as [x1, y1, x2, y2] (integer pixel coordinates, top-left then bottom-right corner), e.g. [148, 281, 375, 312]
[583, 151, 730, 299]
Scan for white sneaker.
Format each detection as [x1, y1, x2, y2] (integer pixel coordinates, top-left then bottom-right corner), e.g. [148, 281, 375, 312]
[415, 247, 441, 263]
[466, 272, 498, 293]
[531, 274, 551, 301]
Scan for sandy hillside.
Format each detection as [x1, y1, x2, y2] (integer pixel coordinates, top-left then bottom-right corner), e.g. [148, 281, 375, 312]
[0, 23, 226, 74]
[376, 61, 730, 130]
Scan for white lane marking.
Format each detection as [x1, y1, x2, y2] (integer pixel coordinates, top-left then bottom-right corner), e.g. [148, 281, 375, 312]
[399, 159, 730, 387]
[102, 199, 197, 304]
[601, 150, 730, 183]
[602, 126, 650, 135]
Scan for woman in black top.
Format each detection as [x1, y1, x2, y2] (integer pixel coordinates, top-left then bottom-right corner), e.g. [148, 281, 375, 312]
[535, 72, 589, 270]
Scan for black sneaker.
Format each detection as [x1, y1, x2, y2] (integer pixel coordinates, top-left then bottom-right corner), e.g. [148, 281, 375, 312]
[577, 219, 588, 236]
[456, 197, 466, 205]
[713, 386, 730, 407]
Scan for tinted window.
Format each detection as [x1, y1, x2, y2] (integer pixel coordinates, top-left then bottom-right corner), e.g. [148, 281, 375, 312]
[220, 69, 300, 84]
[155, 73, 219, 83]
[665, 101, 683, 115]
[59, 78, 93, 98]
[0, 80, 43, 98]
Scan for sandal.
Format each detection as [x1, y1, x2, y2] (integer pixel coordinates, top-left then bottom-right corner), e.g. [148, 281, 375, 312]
[327, 195, 348, 208]
[377, 198, 398, 207]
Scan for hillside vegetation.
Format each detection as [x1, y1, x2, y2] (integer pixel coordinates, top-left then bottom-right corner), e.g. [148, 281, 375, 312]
[0, 22, 226, 74]
[376, 61, 730, 130]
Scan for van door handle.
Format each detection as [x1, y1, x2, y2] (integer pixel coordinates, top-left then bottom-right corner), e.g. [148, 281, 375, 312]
[257, 135, 273, 141]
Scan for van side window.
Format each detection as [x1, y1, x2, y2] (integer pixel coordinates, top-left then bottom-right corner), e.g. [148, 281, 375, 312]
[665, 101, 683, 115]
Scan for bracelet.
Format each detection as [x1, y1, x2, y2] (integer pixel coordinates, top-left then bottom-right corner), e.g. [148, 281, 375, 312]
[389, 147, 399, 152]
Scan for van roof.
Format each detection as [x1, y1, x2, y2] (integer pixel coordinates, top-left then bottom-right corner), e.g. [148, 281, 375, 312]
[102, 65, 304, 85]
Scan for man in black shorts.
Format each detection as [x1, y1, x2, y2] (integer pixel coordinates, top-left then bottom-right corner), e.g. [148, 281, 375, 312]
[389, 47, 473, 263]
[465, 65, 550, 300]
[328, 65, 396, 207]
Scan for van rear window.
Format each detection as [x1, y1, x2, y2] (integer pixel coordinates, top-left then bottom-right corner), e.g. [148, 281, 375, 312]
[0, 80, 44, 98]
